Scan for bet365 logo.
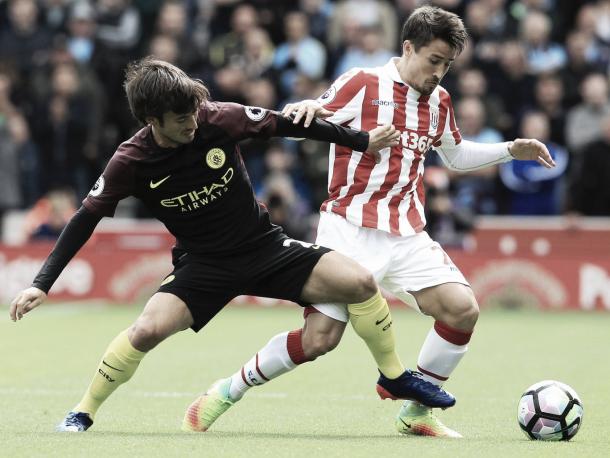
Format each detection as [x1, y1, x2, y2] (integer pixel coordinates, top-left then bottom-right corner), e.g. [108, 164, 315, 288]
[400, 131, 434, 153]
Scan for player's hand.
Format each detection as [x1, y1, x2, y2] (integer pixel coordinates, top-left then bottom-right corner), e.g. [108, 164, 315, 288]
[281, 100, 333, 128]
[509, 138, 556, 168]
[366, 125, 400, 162]
[9, 287, 47, 322]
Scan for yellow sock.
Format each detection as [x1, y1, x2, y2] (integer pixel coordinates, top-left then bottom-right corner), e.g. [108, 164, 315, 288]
[348, 290, 405, 379]
[74, 329, 146, 418]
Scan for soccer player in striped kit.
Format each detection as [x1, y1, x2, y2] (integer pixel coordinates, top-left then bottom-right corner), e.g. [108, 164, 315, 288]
[190, 6, 556, 437]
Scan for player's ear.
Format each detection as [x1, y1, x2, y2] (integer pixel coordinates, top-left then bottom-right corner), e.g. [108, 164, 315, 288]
[146, 115, 162, 127]
[403, 40, 413, 57]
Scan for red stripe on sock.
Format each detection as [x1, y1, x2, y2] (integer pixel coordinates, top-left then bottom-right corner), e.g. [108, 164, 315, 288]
[417, 365, 449, 381]
[287, 329, 309, 365]
[241, 367, 253, 387]
[255, 353, 269, 381]
[434, 321, 472, 346]
[303, 306, 320, 319]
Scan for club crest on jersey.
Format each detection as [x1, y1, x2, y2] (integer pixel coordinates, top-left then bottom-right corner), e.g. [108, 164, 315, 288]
[206, 148, 226, 169]
[89, 175, 105, 197]
[430, 107, 439, 129]
[317, 86, 336, 105]
[245, 106, 266, 121]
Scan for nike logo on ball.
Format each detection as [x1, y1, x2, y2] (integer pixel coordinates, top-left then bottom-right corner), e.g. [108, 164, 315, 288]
[150, 175, 171, 188]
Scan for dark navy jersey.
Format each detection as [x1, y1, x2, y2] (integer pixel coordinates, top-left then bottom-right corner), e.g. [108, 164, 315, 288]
[83, 102, 289, 255]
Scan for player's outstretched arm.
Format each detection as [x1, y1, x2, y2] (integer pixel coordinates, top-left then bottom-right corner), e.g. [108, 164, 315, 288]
[9, 206, 102, 322]
[508, 138, 556, 168]
[275, 108, 399, 155]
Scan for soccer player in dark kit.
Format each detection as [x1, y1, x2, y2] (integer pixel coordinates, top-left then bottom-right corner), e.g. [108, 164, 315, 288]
[10, 58, 455, 432]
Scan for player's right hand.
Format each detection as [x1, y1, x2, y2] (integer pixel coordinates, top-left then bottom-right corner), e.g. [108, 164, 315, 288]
[367, 125, 400, 162]
[10, 287, 47, 322]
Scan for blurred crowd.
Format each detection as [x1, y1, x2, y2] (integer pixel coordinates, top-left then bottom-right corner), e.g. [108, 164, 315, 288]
[1, 0, 610, 245]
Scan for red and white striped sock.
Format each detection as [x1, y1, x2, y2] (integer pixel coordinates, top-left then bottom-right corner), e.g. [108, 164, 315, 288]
[416, 321, 473, 386]
[228, 329, 309, 400]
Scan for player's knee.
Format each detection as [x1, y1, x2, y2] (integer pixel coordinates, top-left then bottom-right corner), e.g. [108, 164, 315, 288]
[129, 318, 169, 352]
[450, 298, 479, 330]
[302, 328, 342, 359]
[349, 270, 378, 303]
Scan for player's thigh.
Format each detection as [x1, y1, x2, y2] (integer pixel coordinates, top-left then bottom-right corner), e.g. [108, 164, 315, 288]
[300, 250, 377, 304]
[412, 283, 478, 324]
[132, 292, 194, 341]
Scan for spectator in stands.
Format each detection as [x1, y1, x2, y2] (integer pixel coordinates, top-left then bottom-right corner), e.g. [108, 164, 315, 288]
[456, 67, 510, 134]
[65, 1, 130, 143]
[241, 28, 275, 80]
[423, 166, 475, 249]
[327, 0, 397, 53]
[560, 30, 605, 107]
[259, 143, 312, 241]
[565, 73, 610, 157]
[570, 114, 610, 216]
[299, 0, 334, 42]
[0, 71, 29, 227]
[532, 74, 566, 146]
[450, 97, 504, 215]
[25, 188, 76, 241]
[40, 0, 71, 34]
[488, 41, 536, 124]
[520, 10, 567, 74]
[208, 3, 258, 70]
[148, 33, 180, 65]
[273, 11, 326, 97]
[154, 0, 201, 71]
[333, 25, 394, 78]
[0, 0, 52, 89]
[500, 111, 568, 215]
[30, 62, 100, 200]
[95, 0, 142, 55]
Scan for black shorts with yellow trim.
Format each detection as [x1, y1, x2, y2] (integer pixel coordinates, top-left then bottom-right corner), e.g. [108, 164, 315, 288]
[157, 231, 331, 332]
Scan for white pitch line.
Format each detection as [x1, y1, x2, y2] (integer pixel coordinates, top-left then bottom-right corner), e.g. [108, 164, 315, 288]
[0, 387, 376, 400]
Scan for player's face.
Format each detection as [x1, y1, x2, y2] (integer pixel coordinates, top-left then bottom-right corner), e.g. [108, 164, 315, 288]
[150, 111, 198, 148]
[400, 39, 457, 95]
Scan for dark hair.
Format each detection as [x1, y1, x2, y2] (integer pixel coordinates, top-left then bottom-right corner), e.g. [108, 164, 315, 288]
[124, 57, 210, 125]
[400, 6, 467, 54]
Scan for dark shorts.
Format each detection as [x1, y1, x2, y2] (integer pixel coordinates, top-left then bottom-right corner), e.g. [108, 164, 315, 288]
[157, 231, 332, 332]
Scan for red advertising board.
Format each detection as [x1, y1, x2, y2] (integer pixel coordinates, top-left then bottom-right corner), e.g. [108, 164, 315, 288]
[1, 217, 609, 310]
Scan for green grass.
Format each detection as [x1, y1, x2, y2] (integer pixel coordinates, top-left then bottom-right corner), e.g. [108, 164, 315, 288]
[1, 303, 609, 457]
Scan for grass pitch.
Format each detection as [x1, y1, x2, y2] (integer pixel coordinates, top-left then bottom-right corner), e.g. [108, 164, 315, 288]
[1, 303, 609, 458]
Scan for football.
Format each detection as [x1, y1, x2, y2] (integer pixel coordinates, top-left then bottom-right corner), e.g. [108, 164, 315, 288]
[517, 380, 584, 441]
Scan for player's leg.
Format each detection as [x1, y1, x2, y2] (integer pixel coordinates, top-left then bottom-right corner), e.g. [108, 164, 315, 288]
[396, 283, 476, 438]
[182, 311, 346, 432]
[57, 292, 193, 432]
[300, 250, 406, 380]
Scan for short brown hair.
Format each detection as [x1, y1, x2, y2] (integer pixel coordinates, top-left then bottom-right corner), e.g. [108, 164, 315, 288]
[124, 57, 210, 125]
[400, 6, 467, 54]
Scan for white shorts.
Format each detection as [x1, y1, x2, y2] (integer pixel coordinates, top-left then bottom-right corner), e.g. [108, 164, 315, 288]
[313, 212, 470, 322]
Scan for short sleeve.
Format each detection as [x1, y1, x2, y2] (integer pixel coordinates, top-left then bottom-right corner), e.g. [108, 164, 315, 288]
[82, 153, 134, 217]
[206, 102, 280, 141]
[316, 68, 368, 125]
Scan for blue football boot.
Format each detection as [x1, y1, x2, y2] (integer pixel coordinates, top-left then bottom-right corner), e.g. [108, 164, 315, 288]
[376, 370, 456, 409]
[56, 411, 93, 432]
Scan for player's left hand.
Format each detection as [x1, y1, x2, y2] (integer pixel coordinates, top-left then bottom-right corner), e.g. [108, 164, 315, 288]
[509, 138, 556, 168]
[281, 100, 333, 128]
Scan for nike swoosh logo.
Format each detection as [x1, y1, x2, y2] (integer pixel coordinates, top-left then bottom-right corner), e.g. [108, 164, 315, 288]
[150, 175, 171, 188]
[375, 313, 390, 325]
[102, 360, 124, 372]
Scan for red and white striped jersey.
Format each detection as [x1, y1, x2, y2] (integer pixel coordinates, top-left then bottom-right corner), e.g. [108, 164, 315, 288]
[318, 57, 462, 236]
